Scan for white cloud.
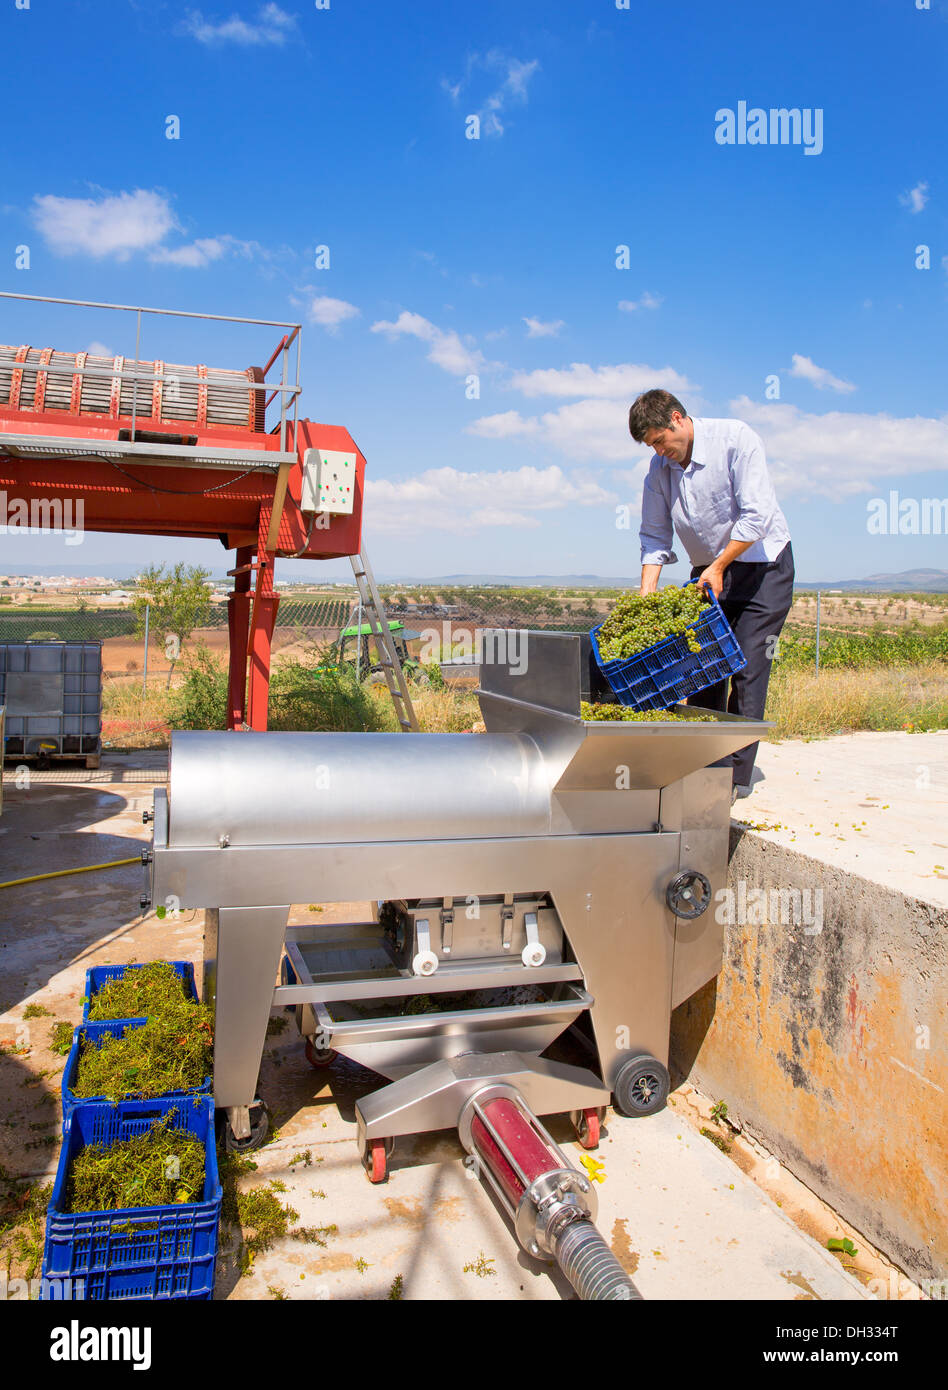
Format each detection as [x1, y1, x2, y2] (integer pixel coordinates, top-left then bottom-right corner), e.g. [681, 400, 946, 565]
[31, 188, 258, 270]
[85, 341, 113, 358]
[181, 3, 297, 46]
[788, 353, 857, 394]
[470, 397, 653, 463]
[365, 463, 614, 534]
[467, 410, 541, 440]
[32, 189, 175, 260]
[618, 292, 663, 312]
[509, 361, 699, 400]
[466, 360, 701, 464]
[523, 316, 564, 338]
[305, 295, 360, 330]
[371, 310, 485, 376]
[730, 396, 948, 499]
[442, 50, 540, 137]
[899, 181, 929, 214]
[149, 235, 255, 267]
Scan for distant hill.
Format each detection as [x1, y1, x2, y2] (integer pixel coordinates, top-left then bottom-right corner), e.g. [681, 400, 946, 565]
[383, 570, 948, 591]
[395, 574, 639, 587]
[793, 569, 948, 593]
[6, 565, 948, 592]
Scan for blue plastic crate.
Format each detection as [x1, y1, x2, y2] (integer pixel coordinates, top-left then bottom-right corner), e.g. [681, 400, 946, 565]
[41, 1097, 221, 1302]
[82, 960, 198, 1023]
[62, 1019, 212, 1128]
[590, 583, 746, 711]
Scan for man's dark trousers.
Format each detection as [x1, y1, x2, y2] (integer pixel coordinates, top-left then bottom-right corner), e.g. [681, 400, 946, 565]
[688, 542, 794, 787]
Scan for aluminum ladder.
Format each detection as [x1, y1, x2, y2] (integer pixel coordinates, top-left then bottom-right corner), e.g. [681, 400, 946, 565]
[349, 550, 420, 732]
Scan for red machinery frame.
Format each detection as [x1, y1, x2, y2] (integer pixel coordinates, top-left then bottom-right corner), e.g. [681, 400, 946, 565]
[0, 294, 364, 730]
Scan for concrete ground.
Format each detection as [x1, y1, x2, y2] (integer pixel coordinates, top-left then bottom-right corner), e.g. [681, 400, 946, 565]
[747, 731, 948, 909]
[0, 745, 925, 1300]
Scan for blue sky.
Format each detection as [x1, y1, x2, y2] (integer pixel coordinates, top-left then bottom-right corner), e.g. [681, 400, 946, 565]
[2, 0, 947, 582]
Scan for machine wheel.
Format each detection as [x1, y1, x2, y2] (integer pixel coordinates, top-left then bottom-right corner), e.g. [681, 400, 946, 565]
[305, 1038, 337, 1068]
[576, 1107, 602, 1150]
[362, 1138, 389, 1184]
[612, 1054, 670, 1118]
[223, 1103, 270, 1154]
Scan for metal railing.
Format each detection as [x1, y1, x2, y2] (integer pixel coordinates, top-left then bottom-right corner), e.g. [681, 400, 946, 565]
[0, 291, 303, 453]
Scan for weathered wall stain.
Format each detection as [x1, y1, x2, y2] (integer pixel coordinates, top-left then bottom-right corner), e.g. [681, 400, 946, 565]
[671, 830, 948, 1285]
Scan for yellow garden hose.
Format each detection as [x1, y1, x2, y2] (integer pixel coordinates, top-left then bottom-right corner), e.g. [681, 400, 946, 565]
[0, 857, 140, 890]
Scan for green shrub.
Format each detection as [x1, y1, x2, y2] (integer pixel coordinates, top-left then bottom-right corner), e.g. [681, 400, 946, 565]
[269, 658, 387, 732]
[776, 621, 948, 671]
[168, 645, 229, 730]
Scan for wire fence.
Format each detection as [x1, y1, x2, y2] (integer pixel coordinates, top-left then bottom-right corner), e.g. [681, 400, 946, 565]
[0, 599, 352, 679]
[0, 589, 608, 680]
[2, 587, 941, 682]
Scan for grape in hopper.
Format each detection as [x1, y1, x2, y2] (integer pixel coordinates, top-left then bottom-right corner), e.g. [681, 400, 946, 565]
[580, 701, 714, 722]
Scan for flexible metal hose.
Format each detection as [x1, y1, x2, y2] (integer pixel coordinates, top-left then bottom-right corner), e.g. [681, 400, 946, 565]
[552, 1218, 642, 1301]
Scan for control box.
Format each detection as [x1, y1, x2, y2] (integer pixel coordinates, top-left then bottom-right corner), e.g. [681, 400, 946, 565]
[300, 447, 356, 515]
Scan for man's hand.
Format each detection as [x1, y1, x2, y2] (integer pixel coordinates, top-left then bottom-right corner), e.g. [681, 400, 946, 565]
[697, 539, 754, 599]
[696, 563, 725, 600]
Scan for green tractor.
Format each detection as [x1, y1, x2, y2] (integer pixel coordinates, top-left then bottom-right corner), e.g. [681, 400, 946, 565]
[330, 619, 427, 684]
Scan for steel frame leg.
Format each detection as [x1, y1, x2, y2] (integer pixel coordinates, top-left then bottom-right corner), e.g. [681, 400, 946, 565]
[204, 905, 290, 1113]
[226, 545, 253, 730]
[247, 515, 280, 731]
[247, 592, 278, 730]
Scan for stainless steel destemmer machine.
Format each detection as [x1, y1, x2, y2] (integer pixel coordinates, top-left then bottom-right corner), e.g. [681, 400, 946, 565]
[144, 630, 767, 1300]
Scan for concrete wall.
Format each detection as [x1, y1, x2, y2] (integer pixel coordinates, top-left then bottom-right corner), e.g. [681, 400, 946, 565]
[670, 827, 948, 1285]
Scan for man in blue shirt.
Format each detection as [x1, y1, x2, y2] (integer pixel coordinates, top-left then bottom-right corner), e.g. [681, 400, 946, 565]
[629, 388, 794, 801]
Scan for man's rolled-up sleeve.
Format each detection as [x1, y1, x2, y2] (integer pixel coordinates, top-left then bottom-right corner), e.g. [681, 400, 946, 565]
[728, 425, 779, 544]
[639, 463, 678, 565]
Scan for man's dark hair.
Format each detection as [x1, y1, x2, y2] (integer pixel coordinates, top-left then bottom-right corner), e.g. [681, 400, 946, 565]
[628, 389, 688, 442]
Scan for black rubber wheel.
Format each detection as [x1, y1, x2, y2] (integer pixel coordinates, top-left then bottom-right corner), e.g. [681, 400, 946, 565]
[305, 1038, 337, 1068]
[223, 1103, 270, 1154]
[613, 1054, 670, 1117]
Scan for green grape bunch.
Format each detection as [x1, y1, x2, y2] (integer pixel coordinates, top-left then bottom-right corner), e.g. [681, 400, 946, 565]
[596, 584, 709, 661]
[580, 701, 714, 723]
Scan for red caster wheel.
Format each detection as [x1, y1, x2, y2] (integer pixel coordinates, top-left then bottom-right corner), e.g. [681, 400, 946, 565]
[363, 1138, 388, 1184]
[305, 1038, 337, 1068]
[576, 1107, 601, 1150]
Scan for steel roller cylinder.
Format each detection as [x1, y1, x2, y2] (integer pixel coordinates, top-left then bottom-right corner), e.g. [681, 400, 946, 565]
[166, 730, 551, 847]
[461, 1090, 641, 1302]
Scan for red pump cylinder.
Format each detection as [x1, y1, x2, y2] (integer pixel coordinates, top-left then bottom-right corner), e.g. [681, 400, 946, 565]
[470, 1097, 561, 1208]
[462, 1087, 641, 1301]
